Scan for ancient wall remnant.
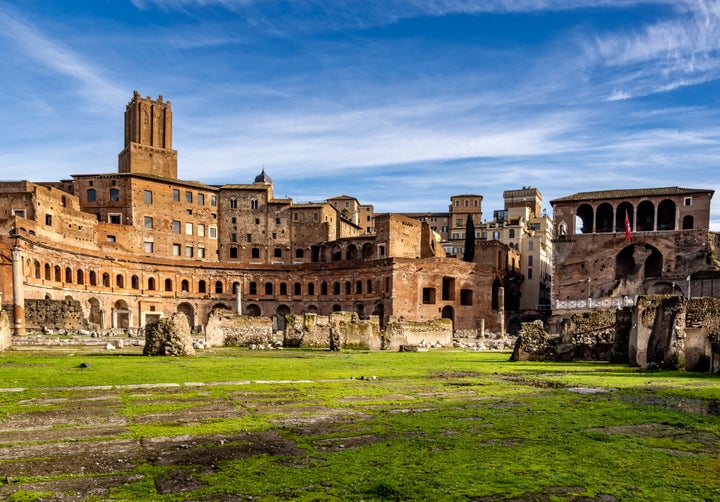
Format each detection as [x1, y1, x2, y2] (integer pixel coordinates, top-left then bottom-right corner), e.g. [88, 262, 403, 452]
[143, 313, 195, 356]
[0, 310, 11, 351]
[384, 317, 453, 351]
[204, 310, 273, 348]
[24, 299, 89, 332]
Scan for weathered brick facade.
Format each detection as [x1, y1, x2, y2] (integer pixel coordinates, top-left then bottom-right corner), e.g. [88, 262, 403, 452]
[0, 91, 508, 341]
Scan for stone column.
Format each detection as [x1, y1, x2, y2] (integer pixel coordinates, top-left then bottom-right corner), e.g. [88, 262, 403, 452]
[235, 282, 242, 315]
[497, 286, 505, 336]
[11, 247, 25, 336]
[478, 318, 485, 338]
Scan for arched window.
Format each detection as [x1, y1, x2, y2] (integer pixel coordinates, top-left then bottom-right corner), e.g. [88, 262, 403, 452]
[596, 203, 613, 233]
[44, 263, 51, 280]
[131, 275, 139, 289]
[76, 269, 84, 285]
[230, 197, 238, 209]
[321, 282, 328, 295]
[87, 189, 97, 202]
[366, 279, 372, 294]
[215, 281, 223, 294]
[345, 281, 352, 295]
[294, 282, 302, 295]
[682, 215, 694, 230]
[265, 282, 273, 295]
[333, 282, 341, 295]
[576, 204, 593, 234]
[89, 270, 97, 286]
[251, 198, 258, 209]
[109, 188, 120, 202]
[65, 267, 73, 283]
[34, 260, 41, 278]
[249, 281, 257, 295]
[356, 280, 363, 294]
[181, 279, 190, 292]
[198, 280, 207, 294]
[279, 282, 288, 295]
[636, 201, 654, 231]
[658, 200, 676, 230]
[165, 278, 173, 291]
[308, 282, 315, 295]
[102, 273, 110, 287]
[54, 265, 61, 282]
[148, 277, 156, 291]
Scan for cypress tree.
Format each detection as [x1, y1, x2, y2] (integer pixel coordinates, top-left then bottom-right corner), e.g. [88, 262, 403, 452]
[463, 214, 475, 262]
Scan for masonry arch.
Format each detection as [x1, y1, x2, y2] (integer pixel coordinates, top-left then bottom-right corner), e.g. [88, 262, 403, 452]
[276, 305, 291, 333]
[362, 242, 374, 259]
[246, 304, 261, 316]
[372, 302, 385, 328]
[615, 244, 664, 280]
[332, 304, 342, 312]
[164, 278, 173, 292]
[198, 280, 207, 294]
[354, 303, 365, 318]
[682, 215, 694, 230]
[181, 279, 190, 293]
[307, 305, 318, 313]
[615, 201, 634, 233]
[331, 244, 342, 262]
[576, 204, 593, 234]
[441, 305, 455, 327]
[89, 270, 97, 286]
[347, 244, 358, 260]
[54, 265, 61, 282]
[102, 272, 110, 287]
[657, 199, 676, 230]
[44, 263, 51, 280]
[116, 274, 124, 288]
[636, 200, 654, 231]
[177, 302, 194, 328]
[65, 267, 73, 283]
[88, 297, 102, 328]
[113, 299, 131, 329]
[76, 269, 84, 285]
[596, 203, 613, 233]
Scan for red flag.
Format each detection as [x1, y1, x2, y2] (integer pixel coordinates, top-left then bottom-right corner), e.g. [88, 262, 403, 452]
[624, 211, 631, 240]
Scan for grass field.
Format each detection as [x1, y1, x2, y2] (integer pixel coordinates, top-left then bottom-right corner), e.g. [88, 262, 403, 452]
[0, 347, 719, 501]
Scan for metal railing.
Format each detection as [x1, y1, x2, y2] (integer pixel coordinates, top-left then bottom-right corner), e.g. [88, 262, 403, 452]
[553, 296, 636, 310]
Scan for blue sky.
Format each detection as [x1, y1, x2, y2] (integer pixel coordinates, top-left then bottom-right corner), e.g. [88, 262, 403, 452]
[1, 1, 720, 229]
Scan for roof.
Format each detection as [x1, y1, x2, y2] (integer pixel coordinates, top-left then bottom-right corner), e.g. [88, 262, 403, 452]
[550, 186, 714, 204]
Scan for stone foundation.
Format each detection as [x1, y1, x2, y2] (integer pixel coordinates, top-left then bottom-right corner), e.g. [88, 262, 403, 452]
[24, 299, 90, 333]
[204, 310, 273, 348]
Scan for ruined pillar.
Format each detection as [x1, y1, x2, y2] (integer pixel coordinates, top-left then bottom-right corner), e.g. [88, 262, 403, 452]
[11, 247, 25, 336]
[497, 286, 505, 336]
[235, 282, 242, 315]
[478, 318, 485, 338]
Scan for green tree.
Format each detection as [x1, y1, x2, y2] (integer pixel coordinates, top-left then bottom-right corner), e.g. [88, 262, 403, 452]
[463, 214, 475, 262]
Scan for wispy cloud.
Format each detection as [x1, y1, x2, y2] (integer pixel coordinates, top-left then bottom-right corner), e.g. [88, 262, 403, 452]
[0, 2, 124, 104]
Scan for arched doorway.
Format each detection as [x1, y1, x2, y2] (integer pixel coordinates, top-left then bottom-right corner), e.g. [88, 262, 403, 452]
[576, 204, 593, 234]
[441, 305, 455, 327]
[114, 300, 131, 329]
[276, 305, 291, 333]
[177, 302, 194, 329]
[88, 298, 103, 328]
[491, 278, 502, 310]
[245, 304, 261, 316]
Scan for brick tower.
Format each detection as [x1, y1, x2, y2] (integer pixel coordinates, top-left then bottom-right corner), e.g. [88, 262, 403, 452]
[118, 90, 178, 179]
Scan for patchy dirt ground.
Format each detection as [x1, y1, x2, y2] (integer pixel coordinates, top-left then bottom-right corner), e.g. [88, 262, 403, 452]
[0, 375, 718, 501]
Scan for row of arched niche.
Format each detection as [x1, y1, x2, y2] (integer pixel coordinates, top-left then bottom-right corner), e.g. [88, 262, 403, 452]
[571, 199, 693, 234]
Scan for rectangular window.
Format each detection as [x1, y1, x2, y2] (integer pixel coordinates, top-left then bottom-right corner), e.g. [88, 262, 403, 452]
[528, 268, 533, 280]
[422, 287, 436, 304]
[186, 191, 192, 203]
[198, 224, 205, 237]
[456, 219, 463, 226]
[442, 277, 455, 301]
[210, 195, 217, 206]
[198, 193, 205, 205]
[185, 245, 193, 257]
[313, 212, 319, 221]
[441, 226, 448, 232]
[172, 189, 180, 201]
[144, 241, 153, 253]
[11, 209, 25, 218]
[144, 190, 152, 204]
[107, 235, 116, 242]
[528, 255, 534, 266]
[294, 212, 299, 221]
[231, 233, 237, 242]
[45, 214, 52, 225]
[460, 289, 473, 305]
[172, 244, 181, 256]
[209, 226, 217, 238]
[198, 247, 205, 258]
[528, 241, 534, 250]
[493, 231, 500, 240]
[172, 220, 180, 233]
[509, 229, 515, 238]
[246, 233, 252, 242]
[185, 222, 193, 235]
[144, 216, 153, 229]
[272, 232, 277, 239]
[275, 217, 281, 224]
[685, 197, 692, 206]
[109, 213, 122, 224]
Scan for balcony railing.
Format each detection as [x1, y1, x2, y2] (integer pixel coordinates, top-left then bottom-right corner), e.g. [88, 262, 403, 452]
[553, 296, 636, 310]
